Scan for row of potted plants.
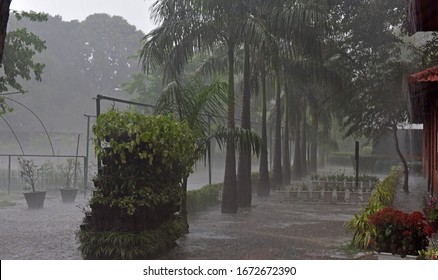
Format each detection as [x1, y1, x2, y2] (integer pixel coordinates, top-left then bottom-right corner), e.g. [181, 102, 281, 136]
[279, 184, 372, 203]
[18, 157, 82, 209]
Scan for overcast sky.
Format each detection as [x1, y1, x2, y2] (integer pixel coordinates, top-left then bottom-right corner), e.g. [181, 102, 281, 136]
[10, 0, 157, 33]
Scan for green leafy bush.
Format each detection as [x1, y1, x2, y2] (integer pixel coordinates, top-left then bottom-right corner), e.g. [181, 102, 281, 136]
[345, 167, 402, 250]
[186, 183, 222, 213]
[90, 111, 195, 220]
[79, 111, 196, 259]
[78, 218, 185, 260]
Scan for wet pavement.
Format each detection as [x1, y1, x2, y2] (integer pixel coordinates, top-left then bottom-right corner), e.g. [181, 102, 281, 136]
[0, 176, 430, 260]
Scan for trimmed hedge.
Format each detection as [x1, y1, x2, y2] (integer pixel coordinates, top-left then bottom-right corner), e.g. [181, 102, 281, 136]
[186, 183, 222, 213]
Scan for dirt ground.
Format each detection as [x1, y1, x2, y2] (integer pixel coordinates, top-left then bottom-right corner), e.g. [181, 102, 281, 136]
[0, 176, 430, 260]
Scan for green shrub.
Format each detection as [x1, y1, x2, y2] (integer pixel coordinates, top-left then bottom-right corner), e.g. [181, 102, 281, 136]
[90, 111, 195, 221]
[77, 218, 185, 260]
[345, 167, 402, 250]
[80, 111, 196, 259]
[186, 183, 222, 213]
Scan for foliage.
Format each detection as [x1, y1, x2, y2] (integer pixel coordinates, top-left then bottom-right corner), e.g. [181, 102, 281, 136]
[0, 11, 47, 95]
[418, 248, 438, 260]
[423, 196, 438, 223]
[369, 167, 401, 207]
[77, 218, 185, 260]
[418, 234, 438, 260]
[316, 174, 379, 183]
[3, 13, 145, 132]
[186, 183, 222, 213]
[419, 32, 438, 68]
[369, 208, 433, 256]
[91, 110, 195, 216]
[344, 167, 402, 250]
[17, 157, 42, 192]
[57, 158, 81, 188]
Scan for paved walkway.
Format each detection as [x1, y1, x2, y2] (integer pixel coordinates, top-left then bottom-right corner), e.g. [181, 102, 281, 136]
[0, 176, 430, 260]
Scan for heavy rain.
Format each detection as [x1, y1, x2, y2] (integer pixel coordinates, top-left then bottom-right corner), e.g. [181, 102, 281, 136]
[0, 0, 437, 274]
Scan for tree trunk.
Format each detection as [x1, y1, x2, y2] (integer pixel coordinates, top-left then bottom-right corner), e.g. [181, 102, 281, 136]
[272, 69, 283, 189]
[0, 0, 12, 65]
[301, 103, 308, 177]
[310, 109, 318, 174]
[257, 63, 270, 196]
[392, 123, 409, 193]
[221, 43, 238, 214]
[292, 111, 302, 180]
[237, 42, 252, 207]
[282, 85, 291, 185]
[180, 175, 189, 233]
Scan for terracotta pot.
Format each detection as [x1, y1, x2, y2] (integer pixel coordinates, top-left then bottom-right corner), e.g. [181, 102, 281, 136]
[349, 191, 359, 203]
[311, 191, 321, 201]
[288, 191, 299, 200]
[336, 191, 346, 202]
[299, 191, 310, 201]
[323, 191, 333, 202]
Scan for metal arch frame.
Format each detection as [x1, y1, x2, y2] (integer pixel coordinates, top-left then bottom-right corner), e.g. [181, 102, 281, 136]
[0, 116, 25, 154]
[4, 97, 55, 155]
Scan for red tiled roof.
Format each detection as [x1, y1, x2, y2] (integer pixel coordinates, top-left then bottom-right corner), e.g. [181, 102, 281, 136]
[408, 66, 438, 84]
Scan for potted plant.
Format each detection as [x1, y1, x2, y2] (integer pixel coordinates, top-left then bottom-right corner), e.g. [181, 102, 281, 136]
[18, 157, 45, 209]
[311, 185, 321, 201]
[299, 184, 310, 201]
[336, 185, 346, 202]
[369, 207, 433, 258]
[423, 196, 438, 232]
[348, 184, 360, 203]
[58, 158, 80, 203]
[323, 185, 334, 202]
[361, 181, 371, 202]
[287, 186, 299, 200]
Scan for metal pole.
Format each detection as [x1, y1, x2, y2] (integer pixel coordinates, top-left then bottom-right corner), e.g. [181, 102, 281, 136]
[84, 115, 91, 197]
[8, 155, 11, 195]
[355, 141, 359, 188]
[208, 116, 212, 185]
[96, 96, 101, 173]
[73, 134, 80, 188]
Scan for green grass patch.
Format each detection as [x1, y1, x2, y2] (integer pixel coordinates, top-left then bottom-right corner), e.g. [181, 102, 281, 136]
[0, 193, 16, 207]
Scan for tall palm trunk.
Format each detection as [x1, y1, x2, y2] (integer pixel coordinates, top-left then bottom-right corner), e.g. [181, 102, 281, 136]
[282, 85, 291, 185]
[301, 102, 308, 177]
[292, 109, 302, 180]
[310, 109, 318, 174]
[222, 42, 238, 214]
[272, 69, 283, 189]
[257, 63, 270, 196]
[238, 42, 252, 207]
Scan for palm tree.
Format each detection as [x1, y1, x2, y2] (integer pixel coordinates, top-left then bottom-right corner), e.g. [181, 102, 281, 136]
[154, 77, 228, 231]
[140, 0, 245, 213]
[237, 41, 252, 207]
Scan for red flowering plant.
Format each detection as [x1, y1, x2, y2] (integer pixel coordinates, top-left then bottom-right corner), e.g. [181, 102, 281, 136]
[423, 196, 438, 232]
[369, 208, 434, 257]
